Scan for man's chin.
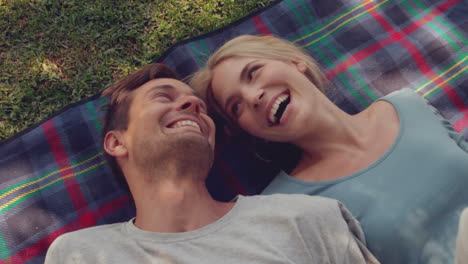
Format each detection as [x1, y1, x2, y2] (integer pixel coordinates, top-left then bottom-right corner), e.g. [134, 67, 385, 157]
[134, 136, 214, 178]
[170, 137, 213, 162]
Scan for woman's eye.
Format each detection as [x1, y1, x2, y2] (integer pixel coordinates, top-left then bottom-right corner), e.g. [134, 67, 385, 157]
[231, 103, 240, 116]
[248, 66, 261, 80]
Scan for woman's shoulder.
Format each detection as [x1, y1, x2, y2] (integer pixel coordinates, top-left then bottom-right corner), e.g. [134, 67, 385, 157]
[369, 88, 435, 122]
[374, 89, 468, 152]
[363, 96, 399, 134]
[377, 88, 428, 112]
[379, 88, 420, 101]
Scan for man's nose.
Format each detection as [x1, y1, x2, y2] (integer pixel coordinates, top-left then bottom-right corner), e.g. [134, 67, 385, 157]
[178, 96, 203, 114]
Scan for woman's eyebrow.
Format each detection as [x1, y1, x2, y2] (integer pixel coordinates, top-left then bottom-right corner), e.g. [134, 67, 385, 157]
[240, 60, 259, 81]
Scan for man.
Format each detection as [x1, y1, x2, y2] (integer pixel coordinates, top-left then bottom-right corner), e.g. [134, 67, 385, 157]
[45, 63, 379, 263]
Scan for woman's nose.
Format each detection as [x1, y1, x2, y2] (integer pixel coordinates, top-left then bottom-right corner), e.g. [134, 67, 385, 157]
[246, 89, 265, 109]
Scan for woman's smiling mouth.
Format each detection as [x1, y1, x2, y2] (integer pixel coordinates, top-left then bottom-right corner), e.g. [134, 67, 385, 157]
[267, 91, 291, 125]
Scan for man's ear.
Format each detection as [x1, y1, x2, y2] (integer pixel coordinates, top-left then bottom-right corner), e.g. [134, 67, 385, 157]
[103, 131, 128, 158]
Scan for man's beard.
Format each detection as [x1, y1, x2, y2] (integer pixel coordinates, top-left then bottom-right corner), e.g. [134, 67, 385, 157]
[133, 135, 214, 182]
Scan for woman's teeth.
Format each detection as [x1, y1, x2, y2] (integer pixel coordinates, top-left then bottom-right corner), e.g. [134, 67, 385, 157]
[171, 120, 200, 131]
[269, 94, 290, 124]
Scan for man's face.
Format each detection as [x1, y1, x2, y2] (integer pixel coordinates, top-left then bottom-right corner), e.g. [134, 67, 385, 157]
[120, 78, 216, 178]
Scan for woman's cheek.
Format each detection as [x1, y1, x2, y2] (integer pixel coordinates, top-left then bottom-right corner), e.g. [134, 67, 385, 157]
[239, 117, 260, 136]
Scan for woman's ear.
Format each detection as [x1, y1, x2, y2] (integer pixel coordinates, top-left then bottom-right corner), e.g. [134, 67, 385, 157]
[103, 131, 128, 158]
[291, 58, 307, 73]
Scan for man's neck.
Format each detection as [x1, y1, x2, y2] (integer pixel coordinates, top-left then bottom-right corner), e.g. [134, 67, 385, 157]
[131, 177, 234, 233]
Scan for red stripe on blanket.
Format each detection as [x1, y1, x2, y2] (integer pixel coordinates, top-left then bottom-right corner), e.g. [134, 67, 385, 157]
[41, 120, 95, 226]
[3, 195, 132, 263]
[454, 117, 468, 132]
[365, 0, 468, 123]
[327, 0, 467, 121]
[252, 15, 272, 35]
[326, 40, 384, 79]
[399, 37, 468, 126]
[327, 0, 461, 78]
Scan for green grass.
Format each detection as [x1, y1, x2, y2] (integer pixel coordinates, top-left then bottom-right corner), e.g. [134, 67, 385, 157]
[0, 0, 274, 141]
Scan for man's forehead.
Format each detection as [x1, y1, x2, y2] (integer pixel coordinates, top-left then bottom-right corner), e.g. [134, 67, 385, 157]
[138, 78, 200, 97]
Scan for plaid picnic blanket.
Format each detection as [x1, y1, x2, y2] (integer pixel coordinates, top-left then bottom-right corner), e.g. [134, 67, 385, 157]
[0, 0, 466, 263]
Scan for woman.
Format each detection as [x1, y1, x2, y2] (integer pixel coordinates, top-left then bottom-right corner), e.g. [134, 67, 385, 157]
[456, 208, 468, 264]
[190, 35, 468, 264]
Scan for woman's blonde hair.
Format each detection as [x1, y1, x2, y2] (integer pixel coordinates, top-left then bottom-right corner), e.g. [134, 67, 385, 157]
[189, 34, 327, 131]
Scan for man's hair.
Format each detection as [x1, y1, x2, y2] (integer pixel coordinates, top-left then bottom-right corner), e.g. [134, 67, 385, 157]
[101, 63, 179, 189]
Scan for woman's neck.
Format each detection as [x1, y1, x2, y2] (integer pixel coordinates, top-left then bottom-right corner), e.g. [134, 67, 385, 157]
[290, 103, 384, 180]
[296, 104, 374, 157]
[290, 101, 399, 181]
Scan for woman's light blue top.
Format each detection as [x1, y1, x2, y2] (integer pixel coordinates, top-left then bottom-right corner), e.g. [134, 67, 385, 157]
[262, 89, 468, 264]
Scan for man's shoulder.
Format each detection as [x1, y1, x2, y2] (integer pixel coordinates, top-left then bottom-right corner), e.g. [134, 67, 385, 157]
[235, 194, 359, 239]
[45, 221, 130, 263]
[244, 193, 338, 206]
[53, 221, 128, 245]
[241, 194, 341, 214]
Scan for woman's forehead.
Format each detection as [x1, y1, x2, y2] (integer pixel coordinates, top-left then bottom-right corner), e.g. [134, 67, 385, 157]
[213, 57, 253, 82]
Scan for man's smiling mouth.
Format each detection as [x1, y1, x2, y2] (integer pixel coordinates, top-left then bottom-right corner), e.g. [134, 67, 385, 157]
[167, 119, 202, 133]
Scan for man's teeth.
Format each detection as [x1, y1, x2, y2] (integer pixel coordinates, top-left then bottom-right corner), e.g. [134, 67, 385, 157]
[269, 94, 289, 123]
[171, 120, 200, 131]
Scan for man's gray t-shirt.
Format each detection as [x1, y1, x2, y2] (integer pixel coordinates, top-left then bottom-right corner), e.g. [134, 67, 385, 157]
[45, 194, 379, 263]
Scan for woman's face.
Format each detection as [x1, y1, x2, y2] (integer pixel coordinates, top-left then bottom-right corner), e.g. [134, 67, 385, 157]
[211, 56, 320, 142]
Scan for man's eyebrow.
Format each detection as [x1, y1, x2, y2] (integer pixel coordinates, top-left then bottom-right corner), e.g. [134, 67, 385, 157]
[143, 84, 175, 97]
[151, 84, 176, 92]
[147, 84, 205, 102]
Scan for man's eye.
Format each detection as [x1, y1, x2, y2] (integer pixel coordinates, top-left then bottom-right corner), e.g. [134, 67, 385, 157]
[248, 66, 261, 80]
[154, 93, 172, 101]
